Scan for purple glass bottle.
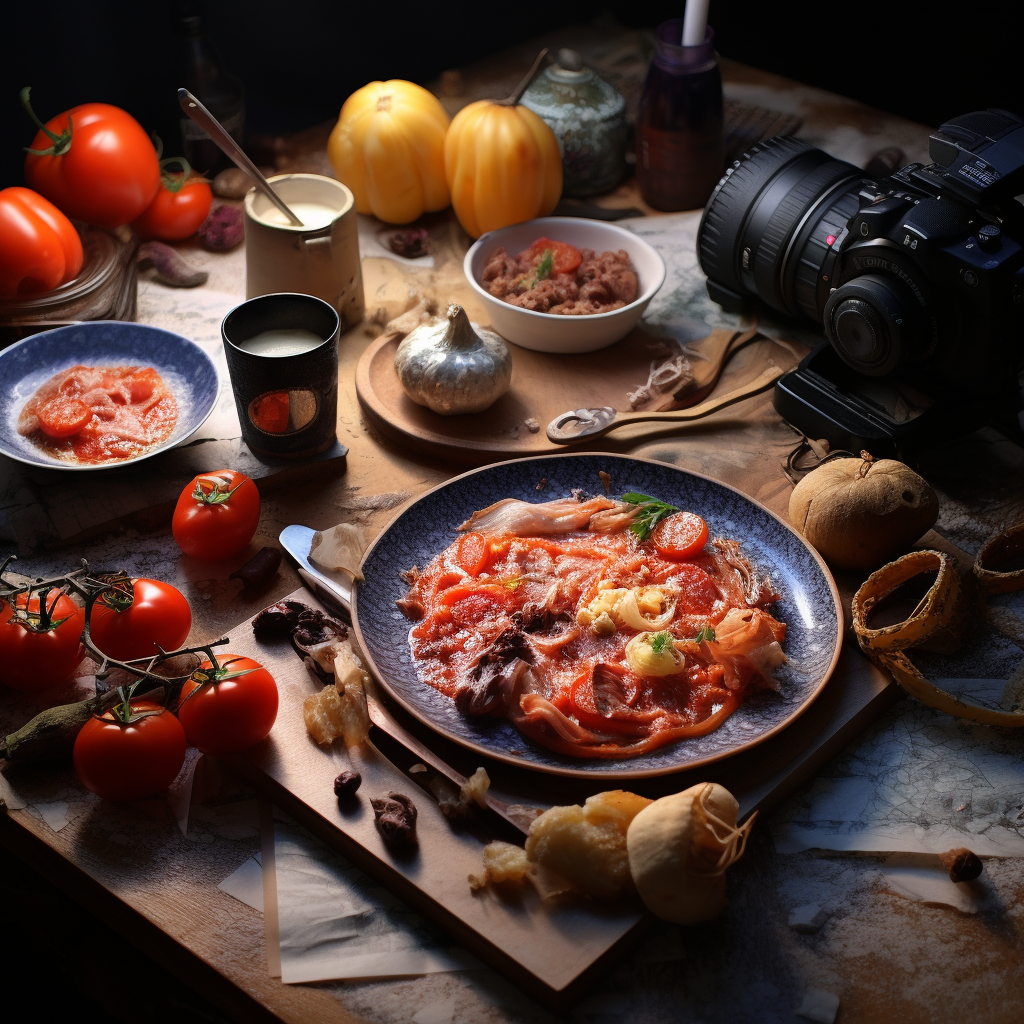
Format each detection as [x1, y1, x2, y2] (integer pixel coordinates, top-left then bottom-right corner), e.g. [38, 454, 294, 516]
[637, 21, 725, 211]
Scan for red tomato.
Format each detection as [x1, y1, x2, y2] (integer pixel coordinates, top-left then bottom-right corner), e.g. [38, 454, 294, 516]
[37, 396, 91, 438]
[131, 162, 213, 242]
[525, 237, 582, 275]
[177, 655, 278, 754]
[450, 532, 489, 575]
[172, 470, 260, 561]
[0, 186, 84, 300]
[73, 700, 187, 802]
[651, 512, 710, 561]
[22, 92, 160, 229]
[89, 578, 192, 661]
[0, 592, 84, 691]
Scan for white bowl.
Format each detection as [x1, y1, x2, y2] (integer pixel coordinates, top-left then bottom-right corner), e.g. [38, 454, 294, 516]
[463, 217, 666, 354]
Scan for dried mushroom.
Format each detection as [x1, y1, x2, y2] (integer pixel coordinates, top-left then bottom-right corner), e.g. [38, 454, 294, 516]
[371, 792, 418, 848]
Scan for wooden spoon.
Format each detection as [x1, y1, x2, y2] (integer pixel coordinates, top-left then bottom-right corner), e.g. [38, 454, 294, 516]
[546, 365, 783, 444]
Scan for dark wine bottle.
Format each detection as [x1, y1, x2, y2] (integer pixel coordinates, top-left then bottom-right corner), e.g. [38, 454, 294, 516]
[176, 3, 245, 175]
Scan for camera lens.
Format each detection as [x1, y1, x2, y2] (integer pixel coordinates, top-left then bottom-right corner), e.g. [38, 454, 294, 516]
[697, 136, 867, 319]
[823, 274, 922, 376]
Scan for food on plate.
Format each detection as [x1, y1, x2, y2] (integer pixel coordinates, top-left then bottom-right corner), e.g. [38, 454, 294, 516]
[22, 89, 160, 229]
[393, 303, 512, 415]
[0, 591, 85, 691]
[73, 697, 187, 802]
[329, 80, 451, 224]
[0, 186, 83, 300]
[470, 782, 753, 924]
[626, 783, 755, 924]
[177, 654, 278, 754]
[172, 470, 260, 561]
[482, 238, 638, 315]
[788, 452, 938, 570]
[371, 791, 418, 848]
[397, 491, 786, 759]
[444, 52, 562, 239]
[131, 159, 213, 242]
[334, 769, 362, 800]
[17, 365, 178, 464]
[88, 577, 191, 661]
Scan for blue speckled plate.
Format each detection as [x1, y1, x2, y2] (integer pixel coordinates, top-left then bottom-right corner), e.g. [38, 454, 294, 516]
[0, 320, 218, 471]
[353, 453, 842, 779]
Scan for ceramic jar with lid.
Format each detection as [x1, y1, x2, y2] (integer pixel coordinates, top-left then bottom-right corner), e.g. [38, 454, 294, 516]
[521, 49, 628, 197]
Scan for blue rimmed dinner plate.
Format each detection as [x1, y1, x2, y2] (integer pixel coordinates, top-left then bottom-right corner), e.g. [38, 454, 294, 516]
[353, 453, 842, 779]
[0, 320, 218, 471]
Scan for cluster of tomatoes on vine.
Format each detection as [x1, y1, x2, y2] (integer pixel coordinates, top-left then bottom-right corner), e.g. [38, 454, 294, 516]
[0, 470, 277, 803]
[0, 88, 214, 301]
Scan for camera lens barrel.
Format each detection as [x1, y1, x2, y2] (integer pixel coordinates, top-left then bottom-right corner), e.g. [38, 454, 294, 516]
[698, 136, 866, 318]
[823, 274, 922, 376]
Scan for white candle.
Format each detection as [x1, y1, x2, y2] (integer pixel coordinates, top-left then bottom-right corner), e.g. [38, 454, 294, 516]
[238, 328, 324, 357]
[682, 0, 710, 46]
[256, 201, 338, 229]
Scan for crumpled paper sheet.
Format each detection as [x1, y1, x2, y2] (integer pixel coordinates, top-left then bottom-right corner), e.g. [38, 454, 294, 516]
[270, 806, 479, 984]
[772, 700, 1024, 856]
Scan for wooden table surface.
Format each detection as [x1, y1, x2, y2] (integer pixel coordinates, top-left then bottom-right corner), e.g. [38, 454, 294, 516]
[1, 20, 1021, 1024]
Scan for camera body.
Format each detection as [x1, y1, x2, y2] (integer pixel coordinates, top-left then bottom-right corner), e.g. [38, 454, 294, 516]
[696, 109, 1024, 455]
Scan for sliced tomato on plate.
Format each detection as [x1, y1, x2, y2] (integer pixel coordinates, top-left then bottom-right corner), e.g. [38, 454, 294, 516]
[651, 511, 709, 561]
[525, 237, 582, 276]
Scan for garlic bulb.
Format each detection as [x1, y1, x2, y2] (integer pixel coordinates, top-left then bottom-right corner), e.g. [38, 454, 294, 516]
[626, 782, 754, 924]
[394, 303, 512, 415]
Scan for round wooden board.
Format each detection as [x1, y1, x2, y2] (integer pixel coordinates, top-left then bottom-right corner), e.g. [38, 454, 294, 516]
[355, 325, 762, 465]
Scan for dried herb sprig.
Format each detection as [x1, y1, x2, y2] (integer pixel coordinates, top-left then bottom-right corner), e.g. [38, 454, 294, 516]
[621, 492, 681, 541]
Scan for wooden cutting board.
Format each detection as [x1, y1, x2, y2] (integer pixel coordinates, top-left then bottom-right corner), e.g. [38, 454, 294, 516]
[355, 325, 795, 465]
[226, 588, 896, 1010]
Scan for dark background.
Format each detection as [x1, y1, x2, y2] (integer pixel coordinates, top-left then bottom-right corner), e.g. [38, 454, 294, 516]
[2, 0, 1019, 191]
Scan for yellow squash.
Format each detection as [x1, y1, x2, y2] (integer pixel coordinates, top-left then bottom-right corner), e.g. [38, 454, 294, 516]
[328, 80, 450, 224]
[444, 52, 562, 239]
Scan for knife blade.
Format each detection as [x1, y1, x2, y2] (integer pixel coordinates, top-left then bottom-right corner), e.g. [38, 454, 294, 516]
[278, 526, 529, 839]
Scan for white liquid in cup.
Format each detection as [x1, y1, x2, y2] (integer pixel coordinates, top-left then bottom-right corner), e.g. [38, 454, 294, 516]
[256, 201, 337, 229]
[237, 328, 324, 356]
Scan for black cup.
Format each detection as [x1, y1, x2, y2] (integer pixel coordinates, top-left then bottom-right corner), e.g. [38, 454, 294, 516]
[221, 292, 340, 458]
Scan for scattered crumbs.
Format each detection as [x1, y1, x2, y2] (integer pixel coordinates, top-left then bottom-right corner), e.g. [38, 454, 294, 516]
[797, 988, 840, 1024]
[535, 477, 547, 491]
[524, 418, 540, 433]
[599, 470, 611, 493]
[789, 904, 829, 933]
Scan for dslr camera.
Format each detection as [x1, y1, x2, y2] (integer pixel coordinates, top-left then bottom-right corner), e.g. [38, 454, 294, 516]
[696, 108, 1024, 456]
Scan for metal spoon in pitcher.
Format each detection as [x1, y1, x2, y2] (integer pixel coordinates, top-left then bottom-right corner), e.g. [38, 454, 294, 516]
[177, 88, 304, 227]
[546, 366, 783, 444]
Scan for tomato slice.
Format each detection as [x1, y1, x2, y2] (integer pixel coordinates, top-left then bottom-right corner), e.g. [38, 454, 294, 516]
[435, 582, 510, 626]
[567, 668, 647, 735]
[37, 396, 91, 438]
[450, 532, 489, 576]
[525, 237, 582, 276]
[651, 511, 710, 561]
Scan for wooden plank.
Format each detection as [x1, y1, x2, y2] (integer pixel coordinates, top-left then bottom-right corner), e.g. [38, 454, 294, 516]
[228, 586, 895, 1008]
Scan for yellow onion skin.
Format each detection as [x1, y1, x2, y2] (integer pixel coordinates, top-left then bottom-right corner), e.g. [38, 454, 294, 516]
[444, 101, 562, 239]
[328, 80, 450, 224]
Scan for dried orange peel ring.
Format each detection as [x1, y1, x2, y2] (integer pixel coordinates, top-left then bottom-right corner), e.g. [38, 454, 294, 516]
[973, 522, 1024, 596]
[853, 550, 1024, 727]
[852, 550, 966, 655]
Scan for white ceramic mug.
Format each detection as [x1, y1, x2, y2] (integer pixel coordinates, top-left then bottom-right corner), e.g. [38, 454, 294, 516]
[244, 174, 365, 332]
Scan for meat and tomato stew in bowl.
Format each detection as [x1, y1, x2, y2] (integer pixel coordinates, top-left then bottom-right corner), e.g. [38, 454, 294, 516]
[463, 217, 666, 354]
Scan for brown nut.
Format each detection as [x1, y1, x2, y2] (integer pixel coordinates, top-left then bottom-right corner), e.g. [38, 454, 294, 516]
[940, 847, 983, 882]
[333, 770, 362, 800]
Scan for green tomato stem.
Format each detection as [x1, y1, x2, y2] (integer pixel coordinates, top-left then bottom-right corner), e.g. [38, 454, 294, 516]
[20, 87, 72, 156]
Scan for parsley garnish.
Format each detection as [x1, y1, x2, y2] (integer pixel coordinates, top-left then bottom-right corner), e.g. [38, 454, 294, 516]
[692, 625, 716, 644]
[649, 631, 673, 654]
[534, 248, 554, 281]
[621, 492, 681, 541]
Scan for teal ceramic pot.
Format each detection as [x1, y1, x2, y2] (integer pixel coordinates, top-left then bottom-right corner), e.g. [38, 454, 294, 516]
[521, 49, 628, 197]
